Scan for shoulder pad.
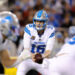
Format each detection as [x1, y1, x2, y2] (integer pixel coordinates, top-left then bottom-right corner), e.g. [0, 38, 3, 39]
[26, 24, 33, 28]
[47, 25, 55, 30]
[48, 25, 55, 38]
[24, 24, 33, 36]
[24, 24, 31, 36]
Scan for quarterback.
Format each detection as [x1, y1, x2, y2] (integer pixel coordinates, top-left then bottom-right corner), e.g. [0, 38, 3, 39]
[0, 11, 31, 68]
[17, 10, 55, 75]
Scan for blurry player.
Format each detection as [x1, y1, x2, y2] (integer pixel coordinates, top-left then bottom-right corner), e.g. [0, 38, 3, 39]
[48, 35, 75, 75]
[0, 11, 31, 67]
[17, 10, 55, 75]
[65, 26, 75, 43]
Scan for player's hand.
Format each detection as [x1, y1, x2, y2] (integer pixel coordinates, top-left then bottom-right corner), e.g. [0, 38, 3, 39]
[7, 50, 31, 68]
[18, 50, 31, 61]
[31, 54, 36, 62]
[33, 53, 43, 64]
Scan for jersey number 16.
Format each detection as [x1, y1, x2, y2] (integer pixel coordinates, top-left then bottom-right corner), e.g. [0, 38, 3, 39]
[31, 44, 46, 54]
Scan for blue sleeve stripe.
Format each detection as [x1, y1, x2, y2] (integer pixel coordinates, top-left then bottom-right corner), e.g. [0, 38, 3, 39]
[24, 27, 31, 36]
[68, 41, 75, 45]
[49, 32, 55, 38]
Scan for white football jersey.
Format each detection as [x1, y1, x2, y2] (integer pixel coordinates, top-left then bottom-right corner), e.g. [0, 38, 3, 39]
[23, 24, 55, 54]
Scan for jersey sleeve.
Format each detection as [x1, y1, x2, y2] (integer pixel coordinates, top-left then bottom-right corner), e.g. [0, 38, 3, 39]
[23, 25, 31, 49]
[45, 28, 55, 51]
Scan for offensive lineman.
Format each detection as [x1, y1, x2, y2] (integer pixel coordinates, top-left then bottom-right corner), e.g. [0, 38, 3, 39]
[0, 11, 31, 68]
[48, 36, 75, 75]
[17, 10, 55, 75]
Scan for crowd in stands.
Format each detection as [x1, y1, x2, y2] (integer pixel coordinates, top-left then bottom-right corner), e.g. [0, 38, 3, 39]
[0, 0, 74, 56]
[0, 0, 74, 75]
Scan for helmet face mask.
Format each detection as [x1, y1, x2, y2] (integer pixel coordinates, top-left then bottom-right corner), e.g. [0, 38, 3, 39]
[34, 20, 47, 30]
[33, 10, 48, 31]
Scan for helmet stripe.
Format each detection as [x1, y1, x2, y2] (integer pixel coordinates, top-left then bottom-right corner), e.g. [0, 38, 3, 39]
[37, 10, 43, 18]
[5, 16, 13, 23]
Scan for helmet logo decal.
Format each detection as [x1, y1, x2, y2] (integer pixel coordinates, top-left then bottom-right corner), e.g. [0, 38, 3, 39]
[37, 10, 43, 18]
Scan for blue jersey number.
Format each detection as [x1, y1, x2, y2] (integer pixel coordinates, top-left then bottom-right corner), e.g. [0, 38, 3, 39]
[31, 44, 46, 54]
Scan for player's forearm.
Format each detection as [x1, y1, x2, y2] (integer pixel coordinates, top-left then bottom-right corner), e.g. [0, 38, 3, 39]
[0, 50, 17, 67]
[55, 53, 68, 57]
[43, 50, 51, 58]
[7, 49, 31, 68]
[1, 58, 17, 67]
[0, 49, 31, 67]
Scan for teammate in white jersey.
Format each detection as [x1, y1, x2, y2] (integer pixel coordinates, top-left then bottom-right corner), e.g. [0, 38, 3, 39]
[17, 10, 55, 75]
[0, 11, 31, 68]
[48, 36, 75, 75]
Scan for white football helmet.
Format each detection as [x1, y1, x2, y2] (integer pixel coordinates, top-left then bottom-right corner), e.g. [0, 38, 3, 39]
[0, 11, 20, 36]
[33, 10, 48, 30]
[0, 18, 10, 36]
[0, 11, 19, 27]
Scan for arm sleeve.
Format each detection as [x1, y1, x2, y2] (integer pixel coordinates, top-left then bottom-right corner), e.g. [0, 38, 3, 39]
[45, 29, 55, 51]
[23, 26, 31, 49]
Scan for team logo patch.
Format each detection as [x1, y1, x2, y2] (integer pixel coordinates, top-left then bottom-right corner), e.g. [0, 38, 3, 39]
[31, 36, 35, 40]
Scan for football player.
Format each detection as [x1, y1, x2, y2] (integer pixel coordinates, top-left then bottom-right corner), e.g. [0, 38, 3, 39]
[17, 10, 55, 75]
[0, 11, 31, 68]
[48, 36, 75, 75]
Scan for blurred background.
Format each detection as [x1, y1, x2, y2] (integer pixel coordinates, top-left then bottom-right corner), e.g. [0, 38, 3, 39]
[0, 0, 74, 75]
